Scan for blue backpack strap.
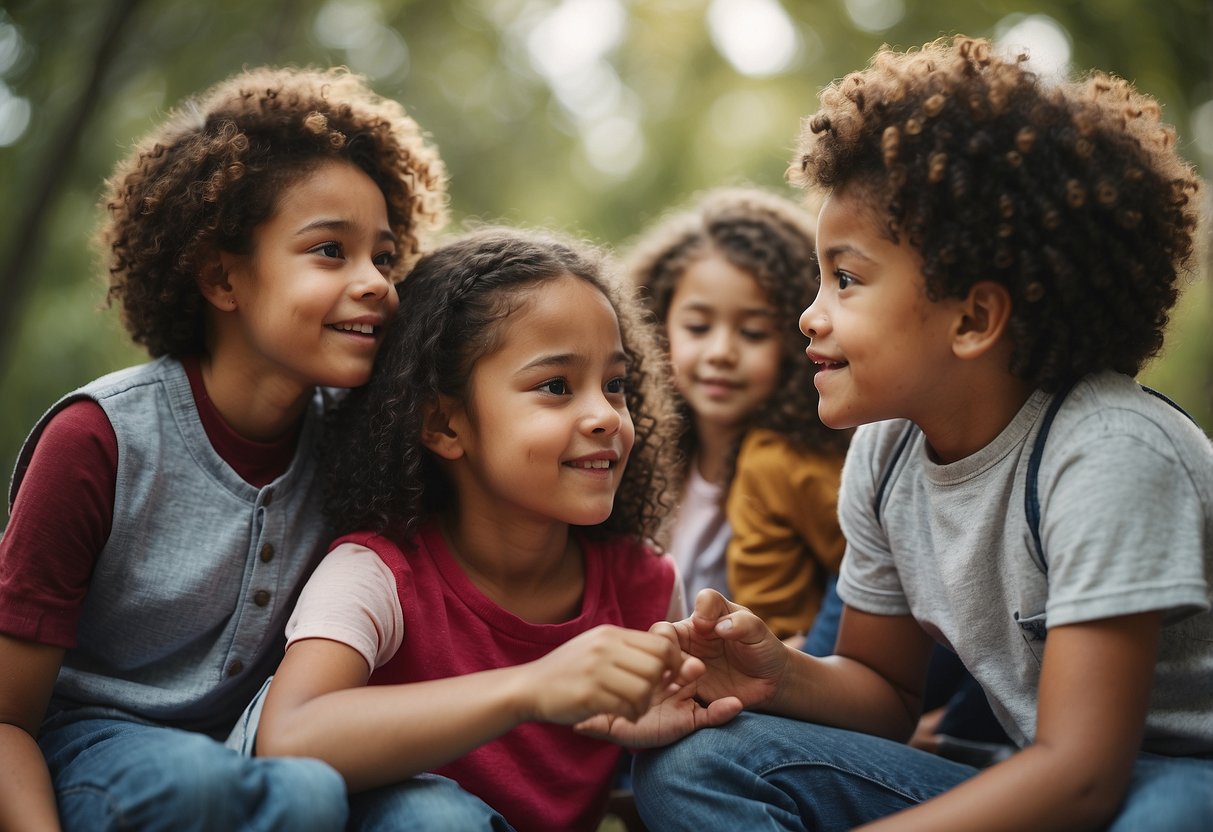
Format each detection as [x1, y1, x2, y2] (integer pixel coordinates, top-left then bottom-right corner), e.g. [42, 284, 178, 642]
[874, 421, 918, 526]
[1024, 384, 1073, 574]
[1024, 382, 1196, 574]
[1139, 384, 1196, 421]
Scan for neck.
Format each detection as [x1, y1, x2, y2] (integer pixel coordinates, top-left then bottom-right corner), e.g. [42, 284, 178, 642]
[200, 351, 312, 442]
[692, 419, 743, 485]
[441, 512, 583, 623]
[919, 371, 1034, 464]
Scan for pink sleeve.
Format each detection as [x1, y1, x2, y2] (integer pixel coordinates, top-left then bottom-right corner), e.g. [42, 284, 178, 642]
[664, 555, 687, 620]
[285, 542, 404, 672]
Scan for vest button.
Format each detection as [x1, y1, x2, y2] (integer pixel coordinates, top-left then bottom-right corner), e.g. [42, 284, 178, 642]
[260, 543, 275, 563]
[253, 590, 271, 607]
[227, 660, 243, 677]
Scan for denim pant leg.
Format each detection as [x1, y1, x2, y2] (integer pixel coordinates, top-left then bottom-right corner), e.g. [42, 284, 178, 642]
[348, 773, 516, 832]
[39, 717, 347, 832]
[1107, 752, 1213, 832]
[633, 712, 977, 831]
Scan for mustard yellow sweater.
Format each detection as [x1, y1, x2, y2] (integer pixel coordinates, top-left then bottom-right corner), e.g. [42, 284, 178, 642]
[726, 429, 846, 639]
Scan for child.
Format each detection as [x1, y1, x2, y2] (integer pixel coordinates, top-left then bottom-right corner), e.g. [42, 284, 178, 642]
[632, 36, 1211, 831]
[624, 187, 850, 643]
[250, 228, 741, 832]
[0, 65, 447, 831]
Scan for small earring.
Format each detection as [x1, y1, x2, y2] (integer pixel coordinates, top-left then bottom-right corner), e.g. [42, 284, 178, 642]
[227, 298, 237, 310]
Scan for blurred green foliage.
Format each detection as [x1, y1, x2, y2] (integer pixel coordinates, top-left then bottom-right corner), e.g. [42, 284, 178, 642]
[1, 0, 1210, 519]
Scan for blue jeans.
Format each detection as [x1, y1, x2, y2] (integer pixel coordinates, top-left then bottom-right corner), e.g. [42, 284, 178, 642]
[39, 717, 347, 831]
[632, 713, 1213, 831]
[349, 773, 516, 832]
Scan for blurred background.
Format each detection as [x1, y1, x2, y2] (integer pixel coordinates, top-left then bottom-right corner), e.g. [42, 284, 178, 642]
[1, 0, 1210, 507]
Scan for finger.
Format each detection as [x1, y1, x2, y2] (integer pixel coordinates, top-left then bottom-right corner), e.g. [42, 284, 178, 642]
[621, 629, 688, 676]
[673, 654, 705, 686]
[690, 589, 742, 635]
[713, 608, 775, 644]
[592, 660, 667, 721]
[650, 619, 693, 654]
[691, 588, 733, 620]
[698, 696, 744, 728]
[573, 713, 614, 738]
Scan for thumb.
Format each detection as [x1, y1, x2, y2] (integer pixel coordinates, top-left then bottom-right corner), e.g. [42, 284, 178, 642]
[699, 696, 744, 728]
[690, 588, 735, 630]
[712, 608, 772, 644]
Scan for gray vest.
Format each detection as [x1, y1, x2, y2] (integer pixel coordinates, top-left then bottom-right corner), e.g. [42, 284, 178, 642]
[11, 357, 333, 737]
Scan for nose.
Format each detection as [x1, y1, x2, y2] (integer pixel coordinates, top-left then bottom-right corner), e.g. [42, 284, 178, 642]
[800, 287, 828, 340]
[584, 391, 623, 436]
[704, 327, 737, 365]
[353, 259, 392, 301]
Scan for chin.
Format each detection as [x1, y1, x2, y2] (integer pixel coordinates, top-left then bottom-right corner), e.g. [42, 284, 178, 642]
[322, 368, 375, 390]
[817, 404, 861, 431]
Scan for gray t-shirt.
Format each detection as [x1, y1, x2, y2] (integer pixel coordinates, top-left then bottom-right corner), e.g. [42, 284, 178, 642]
[837, 371, 1213, 755]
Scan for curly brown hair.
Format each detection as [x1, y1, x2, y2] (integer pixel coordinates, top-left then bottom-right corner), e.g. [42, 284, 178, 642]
[322, 226, 680, 547]
[623, 186, 851, 489]
[790, 36, 1203, 391]
[97, 65, 448, 357]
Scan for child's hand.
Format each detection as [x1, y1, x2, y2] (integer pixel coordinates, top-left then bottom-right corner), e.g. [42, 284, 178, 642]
[572, 660, 743, 747]
[519, 625, 686, 726]
[656, 588, 789, 709]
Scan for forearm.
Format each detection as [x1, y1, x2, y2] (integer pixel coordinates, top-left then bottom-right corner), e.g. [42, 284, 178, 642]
[259, 665, 530, 792]
[0, 724, 60, 832]
[766, 649, 919, 741]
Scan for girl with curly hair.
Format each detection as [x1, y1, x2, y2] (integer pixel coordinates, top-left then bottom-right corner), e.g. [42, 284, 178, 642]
[0, 65, 446, 831]
[624, 186, 851, 647]
[633, 36, 1211, 831]
[251, 227, 741, 832]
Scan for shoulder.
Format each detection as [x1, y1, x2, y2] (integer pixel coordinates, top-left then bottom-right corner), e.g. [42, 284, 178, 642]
[738, 428, 846, 480]
[840, 419, 920, 492]
[1048, 373, 1211, 472]
[81, 357, 180, 401]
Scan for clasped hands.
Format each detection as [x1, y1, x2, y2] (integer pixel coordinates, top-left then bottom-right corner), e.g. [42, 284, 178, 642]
[574, 589, 790, 748]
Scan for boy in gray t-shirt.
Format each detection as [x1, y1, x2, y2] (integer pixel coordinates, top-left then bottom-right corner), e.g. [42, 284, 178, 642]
[626, 36, 1212, 832]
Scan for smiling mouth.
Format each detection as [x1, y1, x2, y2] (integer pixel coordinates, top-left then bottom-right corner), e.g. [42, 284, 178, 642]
[566, 459, 614, 469]
[329, 323, 377, 335]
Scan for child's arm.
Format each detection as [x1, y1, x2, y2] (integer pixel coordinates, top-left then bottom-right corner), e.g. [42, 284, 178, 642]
[660, 589, 936, 741]
[0, 635, 65, 832]
[859, 612, 1160, 832]
[256, 623, 688, 793]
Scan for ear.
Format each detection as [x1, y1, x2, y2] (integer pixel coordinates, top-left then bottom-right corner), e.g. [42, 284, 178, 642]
[421, 395, 465, 461]
[197, 250, 242, 313]
[952, 280, 1013, 361]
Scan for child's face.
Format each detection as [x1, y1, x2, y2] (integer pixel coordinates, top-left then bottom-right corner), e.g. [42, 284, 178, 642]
[664, 254, 782, 436]
[802, 188, 964, 429]
[218, 159, 399, 391]
[448, 275, 635, 529]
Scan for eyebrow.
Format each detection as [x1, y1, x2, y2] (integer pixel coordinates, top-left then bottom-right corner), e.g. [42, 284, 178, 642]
[295, 218, 397, 244]
[822, 243, 873, 262]
[518, 350, 630, 374]
[676, 300, 777, 317]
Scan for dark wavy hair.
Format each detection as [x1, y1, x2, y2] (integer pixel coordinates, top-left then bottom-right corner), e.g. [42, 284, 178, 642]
[322, 226, 680, 546]
[623, 186, 851, 491]
[790, 36, 1203, 391]
[98, 65, 448, 357]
